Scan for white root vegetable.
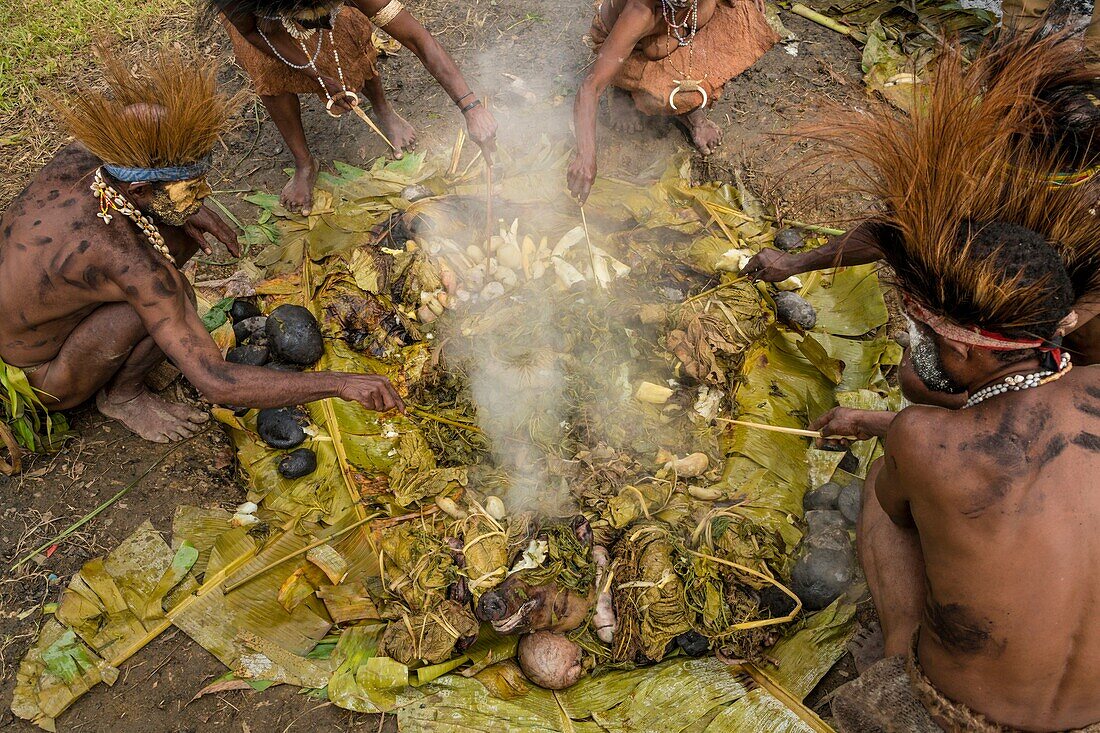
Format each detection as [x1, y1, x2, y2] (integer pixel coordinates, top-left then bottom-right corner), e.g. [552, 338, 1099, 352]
[435, 496, 467, 520]
[497, 240, 523, 270]
[481, 281, 506, 300]
[592, 546, 616, 644]
[466, 244, 486, 264]
[517, 631, 585, 689]
[484, 496, 506, 520]
[417, 304, 439, 323]
[552, 226, 586, 257]
[231, 512, 259, 527]
[687, 486, 724, 501]
[236, 501, 258, 515]
[553, 257, 586, 289]
[496, 267, 518, 289]
[775, 275, 803, 291]
[635, 381, 673, 404]
[669, 452, 709, 478]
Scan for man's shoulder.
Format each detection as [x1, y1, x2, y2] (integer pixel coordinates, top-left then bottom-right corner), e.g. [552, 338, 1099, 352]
[885, 404, 962, 456]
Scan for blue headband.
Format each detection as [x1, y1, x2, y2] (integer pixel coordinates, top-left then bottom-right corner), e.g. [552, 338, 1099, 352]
[102, 157, 211, 183]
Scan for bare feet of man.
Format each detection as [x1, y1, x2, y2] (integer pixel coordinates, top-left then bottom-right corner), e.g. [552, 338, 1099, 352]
[680, 108, 722, 155]
[609, 89, 644, 134]
[282, 156, 320, 215]
[96, 389, 209, 443]
[375, 103, 417, 158]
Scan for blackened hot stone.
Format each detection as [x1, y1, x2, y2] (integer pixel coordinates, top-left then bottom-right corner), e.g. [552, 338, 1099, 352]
[233, 316, 267, 346]
[266, 305, 324, 366]
[773, 228, 804, 251]
[791, 544, 857, 611]
[675, 630, 710, 657]
[805, 509, 848, 538]
[838, 480, 863, 525]
[803, 481, 842, 511]
[257, 407, 308, 449]
[773, 291, 817, 330]
[277, 447, 317, 478]
[229, 299, 263, 325]
[264, 361, 303, 372]
[226, 344, 269, 367]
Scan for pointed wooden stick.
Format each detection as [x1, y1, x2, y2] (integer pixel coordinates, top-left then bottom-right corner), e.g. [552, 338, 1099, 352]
[485, 161, 494, 248]
[579, 205, 603, 289]
[351, 105, 398, 154]
[715, 418, 822, 438]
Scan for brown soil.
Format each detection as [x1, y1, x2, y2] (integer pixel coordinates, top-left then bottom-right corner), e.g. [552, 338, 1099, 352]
[0, 1, 874, 730]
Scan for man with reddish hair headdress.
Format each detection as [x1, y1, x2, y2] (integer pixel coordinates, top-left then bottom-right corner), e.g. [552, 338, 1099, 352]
[0, 50, 403, 445]
[809, 35, 1100, 733]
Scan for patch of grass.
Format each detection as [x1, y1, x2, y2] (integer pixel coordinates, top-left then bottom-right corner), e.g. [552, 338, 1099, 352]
[0, 0, 186, 113]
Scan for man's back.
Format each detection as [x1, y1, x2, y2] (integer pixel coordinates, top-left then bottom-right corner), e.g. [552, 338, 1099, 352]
[0, 145, 148, 368]
[889, 367, 1100, 729]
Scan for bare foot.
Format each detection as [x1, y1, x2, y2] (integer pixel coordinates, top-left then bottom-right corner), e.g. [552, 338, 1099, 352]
[848, 622, 885, 674]
[96, 388, 207, 443]
[281, 157, 319, 216]
[680, 108, 722, 155]
[374, 103, 417, 158]
[610, 89, 644, 134]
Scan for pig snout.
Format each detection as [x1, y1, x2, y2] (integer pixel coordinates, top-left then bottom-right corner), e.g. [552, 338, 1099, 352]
[476, 590, 509, 622]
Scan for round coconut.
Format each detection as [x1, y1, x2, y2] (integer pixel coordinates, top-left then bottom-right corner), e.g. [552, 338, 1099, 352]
[517, 632, 585, 690]
[266, 305, 324, 366]
[278, 447, 318, 479]
[256, 407, 308, 449]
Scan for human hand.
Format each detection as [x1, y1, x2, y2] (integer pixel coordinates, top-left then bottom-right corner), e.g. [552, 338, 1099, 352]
[338, 374, 405, 413]
[464, 105, 498, 163]
[810, 407, 891, 449]
[322, 77, 359, 115]
[739, 248, 800, 282]
[183, 204, 240, 257]
[567, 149, 597, 203]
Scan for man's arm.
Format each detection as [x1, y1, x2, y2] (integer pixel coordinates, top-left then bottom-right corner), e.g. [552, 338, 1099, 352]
[567, 1, 654, 202]
[740, 220, 885, 282]
[346, 0, 497, 155]
[875, 407, 939, 528]
[114, 257, 402, 411]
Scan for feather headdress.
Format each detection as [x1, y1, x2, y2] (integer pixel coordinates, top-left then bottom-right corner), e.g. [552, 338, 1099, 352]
[813, 31, 1100, 344]
[54, 48, 238, 182]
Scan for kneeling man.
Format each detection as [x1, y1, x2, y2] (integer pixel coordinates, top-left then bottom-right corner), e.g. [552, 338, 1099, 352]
[0, 52, 402, 444]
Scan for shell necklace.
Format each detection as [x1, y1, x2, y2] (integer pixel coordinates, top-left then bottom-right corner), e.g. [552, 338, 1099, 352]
[964, 354, 1071, 409]
[90, 168, 173, 264]
[257, 8, 355, 117]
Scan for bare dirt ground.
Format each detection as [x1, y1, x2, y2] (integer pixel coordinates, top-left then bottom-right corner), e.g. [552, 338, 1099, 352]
[0, 1, 872, 730]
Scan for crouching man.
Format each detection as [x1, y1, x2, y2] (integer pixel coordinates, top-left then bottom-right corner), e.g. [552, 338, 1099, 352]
[0, 52, 402, 444]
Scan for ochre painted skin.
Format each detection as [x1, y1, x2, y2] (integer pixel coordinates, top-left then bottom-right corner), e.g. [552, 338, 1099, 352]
[862, 362, 1100, 730]
[0, 143, 402, 443]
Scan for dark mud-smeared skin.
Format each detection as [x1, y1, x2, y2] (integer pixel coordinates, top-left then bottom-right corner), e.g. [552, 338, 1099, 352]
[0, 145, 402, 433]
[873, 366, 1100, 730]
[475, 517, 598, 635]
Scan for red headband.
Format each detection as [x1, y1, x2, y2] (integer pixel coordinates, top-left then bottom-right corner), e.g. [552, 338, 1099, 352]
[903, 297, 1047, 351]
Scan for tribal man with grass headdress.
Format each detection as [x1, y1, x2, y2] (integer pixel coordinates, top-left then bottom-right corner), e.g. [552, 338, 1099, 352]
[796, 36, 1100, 733]
[0, 50, 402, 445]
[210, 0, 497, 215]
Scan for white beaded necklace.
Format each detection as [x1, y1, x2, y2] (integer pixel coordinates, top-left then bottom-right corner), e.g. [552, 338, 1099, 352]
[964, 353, 1071, 408]
[90, 168, 174, 264]
[256, 8, 354, 116]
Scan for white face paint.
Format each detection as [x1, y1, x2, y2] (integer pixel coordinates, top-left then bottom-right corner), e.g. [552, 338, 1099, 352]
[906, 316, 966, 394]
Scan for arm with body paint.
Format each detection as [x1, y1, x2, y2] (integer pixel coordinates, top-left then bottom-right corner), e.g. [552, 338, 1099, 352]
[346, 0, 497, 157]
[111, 255, 403, 411]
[568, 0, 654, 203]
[740, 221, 886, 282]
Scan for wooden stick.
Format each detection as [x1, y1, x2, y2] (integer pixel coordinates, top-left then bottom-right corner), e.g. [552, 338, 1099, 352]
[579, 205, 603, 289]
[763, 215, 846, 237]
[716, 418, 822, 438]
[0, 423, 22, 476]
[351, 105, 398, 154]
[222, 513, 381, 594]
[790, 3, 854, 36]
[485, 161, 494, 248]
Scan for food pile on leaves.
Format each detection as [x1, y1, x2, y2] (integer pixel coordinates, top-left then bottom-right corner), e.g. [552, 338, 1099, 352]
[14, 145, 900, 732]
